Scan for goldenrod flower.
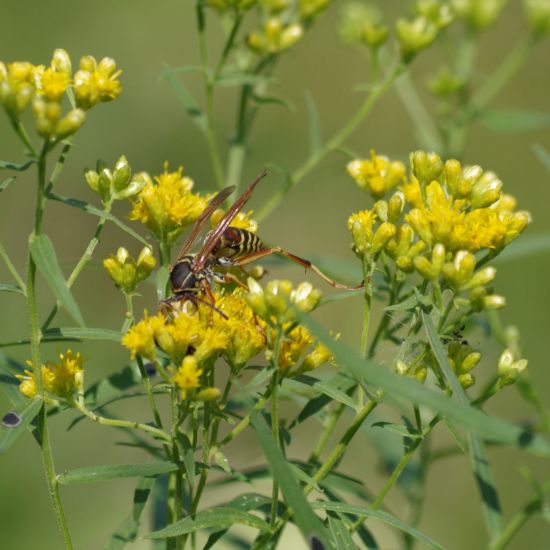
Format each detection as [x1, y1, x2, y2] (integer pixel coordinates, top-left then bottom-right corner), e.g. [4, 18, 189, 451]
[347, 151, 406, 198]
[338, 3, 388, 49]
[210, 208, 258, 233]
[248, 18, 304, 53]
[271, 324, 314, 370]
[447, 341, 481, 389]
[0, 60, 36, 116]
[74, 55, 122, 110]
[299, 0, 331, 19]
[171, 356, 203, 399]
[129, 164, 207, 244]
[395, 16, 438, 62]
[122, 311, 166, 359]
[300, 341, 333, 372]
[348, 209, 396, 258]
[17, 350, 84, 400]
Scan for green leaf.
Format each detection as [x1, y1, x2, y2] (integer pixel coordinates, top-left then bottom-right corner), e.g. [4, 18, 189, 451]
[217, 71, 273, 87]
[104, 476, 155, 549]
[372, 421, 422, 439]
[250, 409, 332, 547]
[0, 363, 24, 405]
[145, 507, 268, 539]
[203, 493, 272, 550]
[299, 313, 550, 456]
[162, 65, 207, 134]
[328, 512, 357, 550]
[58, 461, 178, 484]
[30, 234, 85, 326]
[47, 192, 149, 246]
[0, 398, 42, 454]
[175, 432, 196, 486]
[311, 501, 445, 550]
[0, 177, 16, 193]
[44, 327, 121, 342]
[251, 93, 295, 112]
[0, 283, 24, 295]
[0, 159, 35, 171]
[156, 265, 170, 301]
[533, 143, 550, 173]
[305, 91, 322, 155]
[421, 309, 503, 538]
[286, 375, 358, 411]
[479, 109, 550, 133]
[494, 233, 550, 263]
[384, 295, 418, 312]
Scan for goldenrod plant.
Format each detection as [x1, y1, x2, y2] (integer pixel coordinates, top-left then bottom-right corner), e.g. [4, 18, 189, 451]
[1, 1, 550, 549]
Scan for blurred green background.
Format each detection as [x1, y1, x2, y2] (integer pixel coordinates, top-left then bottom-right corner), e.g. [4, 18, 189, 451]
[1, 1, 549, 548]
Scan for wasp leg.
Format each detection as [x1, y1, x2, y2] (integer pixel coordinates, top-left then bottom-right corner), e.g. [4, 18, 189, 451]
[198, 279, 228, 322]
[221, 271, 250, 290]
[230, 247, 364, 290]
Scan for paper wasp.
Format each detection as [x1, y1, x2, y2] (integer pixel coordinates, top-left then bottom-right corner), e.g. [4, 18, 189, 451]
[162, 170, 363, 314]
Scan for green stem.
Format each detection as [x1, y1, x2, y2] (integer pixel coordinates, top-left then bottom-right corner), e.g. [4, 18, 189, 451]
[0, 239, 26, 293]
[360, 256, 374, 357]
[11, 118, 38, 159]
[270, 368, 280, 529]
[488, 479, 550, 550]
[122, 292, 135, 332]
[74, 400, 171, 442]
[27, 142, 74, 549]
[256, 63, 405, 221]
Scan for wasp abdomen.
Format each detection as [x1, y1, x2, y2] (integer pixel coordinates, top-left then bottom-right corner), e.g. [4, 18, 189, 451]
[213, 227, 264, 259]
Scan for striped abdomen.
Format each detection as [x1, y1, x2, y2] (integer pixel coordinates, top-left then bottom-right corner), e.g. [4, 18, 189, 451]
[212, 227, 264, 259]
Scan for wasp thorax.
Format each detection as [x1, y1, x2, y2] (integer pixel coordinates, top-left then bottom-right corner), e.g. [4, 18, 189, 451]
[170, 255, 202, 293]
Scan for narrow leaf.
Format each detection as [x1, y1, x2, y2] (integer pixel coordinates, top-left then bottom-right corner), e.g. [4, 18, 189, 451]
[30, 234, 85, 326]
[533, 143, 550, 173]
[145, 507, 268, 539]
[0, 177, 16, 192]
[286, 375, 358, 411]
[105, 476, 155, 549]
[47, 192, 149, 246]
[421, 309, 504, 538]
[0, 398, 42, 454]
[480, 109, 550, 133]
[250, 409, 331, 547]
[162, 65, 207, 134]
[305, 91, 322, 155]
[494, 233, 550, 263]
[0, 283, 24, 295]
[0, 159, 34, 171]
[44, 327, 121, 342]
[328, 512, 357, 550]
[299, 313, 550, 456]
[58, 461, 178, 484]
[0, 363, 24, 405]
[372, 421, 422, 439]
[311, 501, 445, 550]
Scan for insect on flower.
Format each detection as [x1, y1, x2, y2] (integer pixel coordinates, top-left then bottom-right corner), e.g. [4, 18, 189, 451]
[162, 170, 363, 315]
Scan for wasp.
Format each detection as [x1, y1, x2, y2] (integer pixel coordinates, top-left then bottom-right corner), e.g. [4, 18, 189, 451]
[162, 170, 363, 314]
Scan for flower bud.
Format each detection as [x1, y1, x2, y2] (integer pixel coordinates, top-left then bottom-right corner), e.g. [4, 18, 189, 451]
[104, 247, 156, 293]
[469, 171, 502, 208]
[136, 247, 156, 282]
[458, 373, 475, 389]
[112, 155, 132, 192]
[55, 109, 86, 139]
[411, 151, 444, 185]
[371, 222, 396, 254]
[246, 277, 268, 318]
[498, 348, 528, 387]
[299, 0, 330, 20]
[197, 387, 222, 401]
[524, 0, 550, 35]
[388, 192, 405, 223]
[374, 200, 388, 222]
[451, 0, 507, 30]
[396, 16, 438, 62]
[52, 48, 72, 75]
[291, 282, 322, 313]
[465, 266, 496, 289]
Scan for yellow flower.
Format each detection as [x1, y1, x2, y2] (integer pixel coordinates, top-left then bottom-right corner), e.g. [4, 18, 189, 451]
[274, 324, 314, 370]
[129, 164, 207, 244]
[17, 350, 84, 399]
[171, 356, 203, 399]
[216, 291, 266, 367]
[210, 208, 258, 233]
[301, 341, 333, 371]
[347, 151, 406, 198]
[122, 311, 165, 359]
[104, 246, 156, 294]
[74, 55, 122, 110]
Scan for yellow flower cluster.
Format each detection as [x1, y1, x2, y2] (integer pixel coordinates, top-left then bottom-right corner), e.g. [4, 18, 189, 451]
[128, 164, 207, 245]
[347, 150, 530, 312]
[0, 49, 121, 140]
[17, 350, 84, 400]
[103, 246, 156, 294]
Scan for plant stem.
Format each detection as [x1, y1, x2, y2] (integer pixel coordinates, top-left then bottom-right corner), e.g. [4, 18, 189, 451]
[256, 63, 405, 221]
[360, 256, 373, 357]
[27, 141, 74, 549]
[74, 400, 171, 442]
[11, 118, 38, 158]
[270, 368, 280, 528]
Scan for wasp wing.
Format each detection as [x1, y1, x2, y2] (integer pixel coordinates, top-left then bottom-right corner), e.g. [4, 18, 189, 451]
[176, 185, 235, 261]
[194, 170, 268, 269]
